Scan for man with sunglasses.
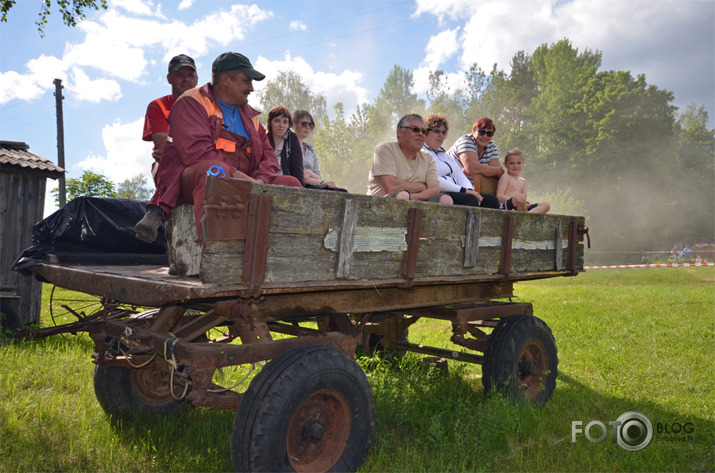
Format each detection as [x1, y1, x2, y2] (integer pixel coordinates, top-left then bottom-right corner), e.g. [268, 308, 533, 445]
[446, 117, 504, 182]
[367, 113, 452, 204]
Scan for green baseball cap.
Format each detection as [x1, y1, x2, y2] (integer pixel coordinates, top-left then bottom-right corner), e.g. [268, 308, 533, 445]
[211, 52, 265, 81]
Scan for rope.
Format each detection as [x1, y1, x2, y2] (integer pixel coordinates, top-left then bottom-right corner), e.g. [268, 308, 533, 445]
[119, 346, 156, 368]
[163, 335, 191, 400]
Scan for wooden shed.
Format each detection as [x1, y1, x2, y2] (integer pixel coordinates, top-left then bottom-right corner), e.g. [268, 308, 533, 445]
[0, 140, 64, 328]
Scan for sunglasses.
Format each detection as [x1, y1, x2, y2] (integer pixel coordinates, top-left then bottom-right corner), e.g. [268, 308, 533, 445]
[300, 121, 315, 128]
[428, 128, 448, 135]
[400, 126, 426, 134]
[477, 129, 495, 137]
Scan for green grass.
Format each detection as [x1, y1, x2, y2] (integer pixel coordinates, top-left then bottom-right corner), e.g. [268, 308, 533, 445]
[1, 268, 713, 472]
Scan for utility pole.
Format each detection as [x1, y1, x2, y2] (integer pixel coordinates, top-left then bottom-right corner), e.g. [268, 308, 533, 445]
[53, 78, 66, 207]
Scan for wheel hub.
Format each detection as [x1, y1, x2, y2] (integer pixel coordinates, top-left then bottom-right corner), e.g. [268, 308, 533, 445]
[303, 419, 325, 442]
[287, 390, 351, 473]
[517, 341, 547, 398]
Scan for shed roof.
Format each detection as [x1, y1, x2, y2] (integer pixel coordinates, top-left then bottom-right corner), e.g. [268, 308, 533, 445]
[0, 140, 65, 177]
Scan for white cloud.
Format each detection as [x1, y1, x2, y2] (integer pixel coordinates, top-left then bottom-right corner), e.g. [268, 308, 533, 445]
[112, 0, 156, 16]
[290, 20, 307, 31]
[422, 27, 460, 72]
[190, 4, 273, 49]
[415, 0, 714, 116]
[2, 3, 274, 103]
[0, 55, 68, 103]
[178, 0, 194, 10]
[0, 71, 44, 103]
[67, 68, 122, 103]
[413, 0, 472, 23]
[413, 27, 464, 95]
[76, 117, 154, 186]
[254, 53, 370, 117]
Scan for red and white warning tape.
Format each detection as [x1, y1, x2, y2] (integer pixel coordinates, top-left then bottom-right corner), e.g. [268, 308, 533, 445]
[585, 262, 715, 269]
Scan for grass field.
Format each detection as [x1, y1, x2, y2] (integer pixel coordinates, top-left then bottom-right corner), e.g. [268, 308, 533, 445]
[1, 267, 713, 472]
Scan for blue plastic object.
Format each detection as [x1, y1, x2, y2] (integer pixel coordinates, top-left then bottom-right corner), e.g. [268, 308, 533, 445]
[207, 165, 226, 178]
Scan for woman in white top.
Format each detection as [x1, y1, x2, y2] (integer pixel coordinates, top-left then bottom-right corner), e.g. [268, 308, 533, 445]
[293, 109, 347, 192]
[422, 113, 499, 208]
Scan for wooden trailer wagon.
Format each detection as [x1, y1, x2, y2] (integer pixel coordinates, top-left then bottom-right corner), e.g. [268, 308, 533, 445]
[16, 177, 588, 472]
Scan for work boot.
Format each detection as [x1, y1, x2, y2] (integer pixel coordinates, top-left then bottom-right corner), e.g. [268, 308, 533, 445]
[134, 205, 165, 243]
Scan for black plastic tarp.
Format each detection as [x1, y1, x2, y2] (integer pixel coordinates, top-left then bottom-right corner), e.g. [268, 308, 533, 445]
[12, 196, 167, 271]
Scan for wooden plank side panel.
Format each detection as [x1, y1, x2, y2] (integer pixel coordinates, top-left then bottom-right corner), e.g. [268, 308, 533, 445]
[415, 241, 501, 276]
[263, 234, 404, 282]
[257, 187, 410, 283]
[200, 240, 244, 284]
[252, 184, 344, 235]
[195, 182, 586, 286]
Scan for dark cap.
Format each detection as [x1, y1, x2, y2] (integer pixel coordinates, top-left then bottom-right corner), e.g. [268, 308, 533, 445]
[168, 54, 196, 73]
[212, 52, 265, 81]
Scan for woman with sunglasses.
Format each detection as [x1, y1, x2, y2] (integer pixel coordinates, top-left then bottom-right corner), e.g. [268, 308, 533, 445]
[446, 117, 504, 186]
[293, 109, 347, 192]
[422, 114, 499, 209]
[266, 104, 304, 185]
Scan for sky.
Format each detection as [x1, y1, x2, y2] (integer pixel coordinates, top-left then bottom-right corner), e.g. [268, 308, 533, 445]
[1, 0, 713, 216]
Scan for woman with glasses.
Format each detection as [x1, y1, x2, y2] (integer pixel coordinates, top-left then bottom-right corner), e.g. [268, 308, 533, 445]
[266, 104, 304, 185]
[446, 117, 505, 186]
[293, 109, 347, 192]
[423, 114, 499, 209]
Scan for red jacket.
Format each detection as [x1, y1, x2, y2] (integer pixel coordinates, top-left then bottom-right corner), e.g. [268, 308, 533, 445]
[153, 83, 280, 213]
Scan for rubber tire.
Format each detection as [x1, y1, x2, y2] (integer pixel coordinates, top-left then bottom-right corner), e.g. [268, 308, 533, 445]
[0, 299, 20, 331]
[93, 359, 193, 417]
[231, 344, 374, 473]
[482, 314, 558, 405]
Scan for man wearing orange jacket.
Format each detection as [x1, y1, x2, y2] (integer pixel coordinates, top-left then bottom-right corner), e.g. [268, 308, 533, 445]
[134, 52, 301, 244]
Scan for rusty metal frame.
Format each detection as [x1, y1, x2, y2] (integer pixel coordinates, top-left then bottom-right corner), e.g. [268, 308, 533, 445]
[201, 176, 252, 241]
[241, 193, 273, 298]
[90, 318, 359, 411]
[567, 220, 578, 272]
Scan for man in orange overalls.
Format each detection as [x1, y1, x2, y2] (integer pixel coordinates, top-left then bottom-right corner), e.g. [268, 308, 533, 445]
[135, 52, 301, 244]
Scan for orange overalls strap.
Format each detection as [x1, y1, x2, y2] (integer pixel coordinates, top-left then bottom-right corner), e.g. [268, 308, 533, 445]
[189, 91, 260, 130]
[189, 91, 260, 150]
[154, 98, 171, 120]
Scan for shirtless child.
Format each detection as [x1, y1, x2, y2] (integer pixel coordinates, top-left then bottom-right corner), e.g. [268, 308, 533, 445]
[496, 149, 550, 214]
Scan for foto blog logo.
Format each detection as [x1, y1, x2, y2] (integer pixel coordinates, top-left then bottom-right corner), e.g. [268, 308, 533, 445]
[571, 411, 653, 452]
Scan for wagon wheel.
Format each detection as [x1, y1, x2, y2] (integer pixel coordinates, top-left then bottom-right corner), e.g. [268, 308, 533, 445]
[482, 314, 558, 405]
[231, 344, 374, 473]
[49, 285, 105, 328]
[49, 285, 154, 335]
[93, 356, 193, 417]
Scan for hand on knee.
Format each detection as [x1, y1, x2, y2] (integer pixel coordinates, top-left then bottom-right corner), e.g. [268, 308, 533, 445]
[513, 194, 527, 211]
[394, 190, 410, 200]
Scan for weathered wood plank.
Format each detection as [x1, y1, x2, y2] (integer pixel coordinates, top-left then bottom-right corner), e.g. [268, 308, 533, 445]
[170, 205, 201, 276]
[463, 210, 481, 268]
[555, 222, 564, 271]
[166, 180, 586, 287]
[335, 198, 358, 279]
